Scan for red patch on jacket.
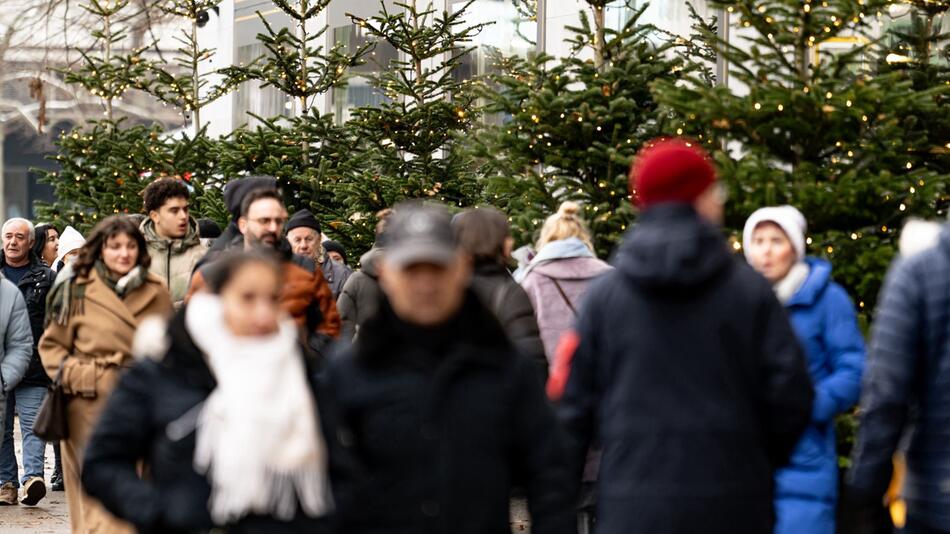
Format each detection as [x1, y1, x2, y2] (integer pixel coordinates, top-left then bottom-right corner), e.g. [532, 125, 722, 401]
[547, 330, 581, 401]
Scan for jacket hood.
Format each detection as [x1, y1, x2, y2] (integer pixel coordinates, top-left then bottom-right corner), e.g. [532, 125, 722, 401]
[140, 217, 202, 253]
[785, 257, 832, 308]
[56, 226, 86, 267]
[613, 204, 732, 290]
[359, 247, 383, 278]
[514, 237, 598, 282]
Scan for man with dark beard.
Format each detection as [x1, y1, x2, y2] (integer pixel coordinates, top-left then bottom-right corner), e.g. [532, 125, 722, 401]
[187, 188, 340, 340]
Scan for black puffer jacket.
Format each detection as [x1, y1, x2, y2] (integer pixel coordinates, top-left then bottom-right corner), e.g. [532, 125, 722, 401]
[81, 309, 341, 534]
[325, 291, 576, 534]
[0, 252, 55, 386]
[469, 262, 547, 381]
[555, 204, 813, 534]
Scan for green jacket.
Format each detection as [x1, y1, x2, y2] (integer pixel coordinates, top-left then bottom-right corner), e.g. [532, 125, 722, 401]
[141, 218, 210, 308]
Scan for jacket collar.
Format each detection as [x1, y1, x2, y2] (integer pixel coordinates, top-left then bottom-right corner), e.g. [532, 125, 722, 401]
[140, 217, 202, 253]
[0, 251, 42, 273]
[355, 290, 512, 368]
[785, 257, 832, 308]
[79, 269, 164, 328]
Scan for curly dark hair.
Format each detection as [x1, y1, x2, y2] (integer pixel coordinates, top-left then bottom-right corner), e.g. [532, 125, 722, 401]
[142, 177, 190, 214]
[73, 216, 151, 277]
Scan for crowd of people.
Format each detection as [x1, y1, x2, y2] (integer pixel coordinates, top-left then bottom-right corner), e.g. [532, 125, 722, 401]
[0, 137, 946, 534]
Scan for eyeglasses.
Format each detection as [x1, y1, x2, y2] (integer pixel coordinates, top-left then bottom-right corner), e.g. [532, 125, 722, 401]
[249, 217, 287, 227]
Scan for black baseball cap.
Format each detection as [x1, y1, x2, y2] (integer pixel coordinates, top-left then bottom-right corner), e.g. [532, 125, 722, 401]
[383, 202, 458, 268]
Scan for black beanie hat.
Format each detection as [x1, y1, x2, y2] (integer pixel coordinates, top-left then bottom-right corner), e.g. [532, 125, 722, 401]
[223, 176, 278, 218]
[285, 209, 322, 235]
[322, 240, 347, 264]
[197, 218, 222, 239]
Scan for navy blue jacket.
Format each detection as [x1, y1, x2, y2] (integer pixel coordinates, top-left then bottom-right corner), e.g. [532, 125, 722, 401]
[775, 258, 865, 515]
[554, 205, 813, 534]
[847, 224, 950, 530]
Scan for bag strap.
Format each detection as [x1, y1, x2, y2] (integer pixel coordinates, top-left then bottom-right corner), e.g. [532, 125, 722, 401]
[544, 275, 578, 316]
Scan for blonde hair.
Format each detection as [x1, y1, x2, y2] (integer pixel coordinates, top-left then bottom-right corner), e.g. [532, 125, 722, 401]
[536, 201, 594, 252]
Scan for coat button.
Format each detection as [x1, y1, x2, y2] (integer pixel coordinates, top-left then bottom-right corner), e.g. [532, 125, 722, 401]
[421, 500, 440, 517]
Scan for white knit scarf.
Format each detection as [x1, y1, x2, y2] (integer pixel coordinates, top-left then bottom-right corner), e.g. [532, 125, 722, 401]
[773, 261, 810, 304]
[185, 294, 333, 524]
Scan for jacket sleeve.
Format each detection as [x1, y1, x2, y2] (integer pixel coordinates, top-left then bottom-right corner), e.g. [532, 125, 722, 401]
[501, 282, 549, 383]
[757, 288, 814, 468]
[2, 291, 34, 393]
[846, 259, 921, 502]
[812, 285, 866, 424]
[81, 362, 166, 529]
[337, 275, 359, 341]
[549, 287, 601, 500]
[312, 269, 341, 338]
[511, 354, 577, 534]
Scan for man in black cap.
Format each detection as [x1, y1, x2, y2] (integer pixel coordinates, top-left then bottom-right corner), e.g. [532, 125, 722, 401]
[212, 175, 278, 252]
[286, 209, 352, 298]
[325, 201, 575, 534]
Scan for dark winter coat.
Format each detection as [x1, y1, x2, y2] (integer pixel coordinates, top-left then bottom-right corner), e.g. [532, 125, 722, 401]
[774, 257, 865, 528]
[336, 247, 383, 341]
[847, 224, 950, 530]
[81, 308, 340, 534]
[0, 251, 55, 386]
[325, 291, 576, 534]
[469, 262, 547, 381]
[321, 257, 352, 300]
[553, 204, 814, 534]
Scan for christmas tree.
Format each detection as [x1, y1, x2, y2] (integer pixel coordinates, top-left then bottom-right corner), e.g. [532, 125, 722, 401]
[214, 0, 368, 248]
[333, 0, 489, 252]
[654, 0, 950, 316]
[877, 1, 949, 176]
[34, 0, 231, 231]
[470, 1, 704, 257]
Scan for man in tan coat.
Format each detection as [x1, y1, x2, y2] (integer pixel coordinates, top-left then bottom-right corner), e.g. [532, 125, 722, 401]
[140, 178, 210, 308]
[39, 216, 172, 534]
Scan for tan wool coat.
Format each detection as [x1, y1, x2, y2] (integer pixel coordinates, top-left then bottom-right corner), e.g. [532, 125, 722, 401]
[39, 268, 172, 534]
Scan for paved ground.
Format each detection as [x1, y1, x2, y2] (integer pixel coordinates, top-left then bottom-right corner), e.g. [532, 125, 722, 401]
[0, 418, 70, 533]
[0, 417, 535, 533]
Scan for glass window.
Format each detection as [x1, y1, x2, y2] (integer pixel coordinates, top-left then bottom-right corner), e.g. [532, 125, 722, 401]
[232, 6, 295, 129]
[451, 0, 537, 83]
[232, 43, 293, 129]
[331, 24, 399, 124]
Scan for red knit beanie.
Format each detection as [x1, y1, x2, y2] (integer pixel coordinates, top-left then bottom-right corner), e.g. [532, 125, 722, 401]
[629, 138, 717, 208]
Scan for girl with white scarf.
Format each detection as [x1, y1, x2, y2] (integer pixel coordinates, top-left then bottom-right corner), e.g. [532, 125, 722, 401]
[81, 252, 336, 533]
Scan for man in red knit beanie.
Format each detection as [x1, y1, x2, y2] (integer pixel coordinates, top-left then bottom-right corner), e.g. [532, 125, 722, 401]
[629, 137, 723, 223]
[551, 138, 813, 534]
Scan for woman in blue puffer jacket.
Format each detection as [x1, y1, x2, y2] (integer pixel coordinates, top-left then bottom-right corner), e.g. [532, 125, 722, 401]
[743, 206, 866, 534]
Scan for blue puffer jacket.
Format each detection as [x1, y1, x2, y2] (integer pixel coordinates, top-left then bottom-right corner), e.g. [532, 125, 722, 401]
[775, 258, 865, 506]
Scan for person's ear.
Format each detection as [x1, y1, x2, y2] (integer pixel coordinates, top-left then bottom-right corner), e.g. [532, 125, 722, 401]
[503, 236, 514, 260]
[238, 216, 248, 235]
[148, 210, 161, 225]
